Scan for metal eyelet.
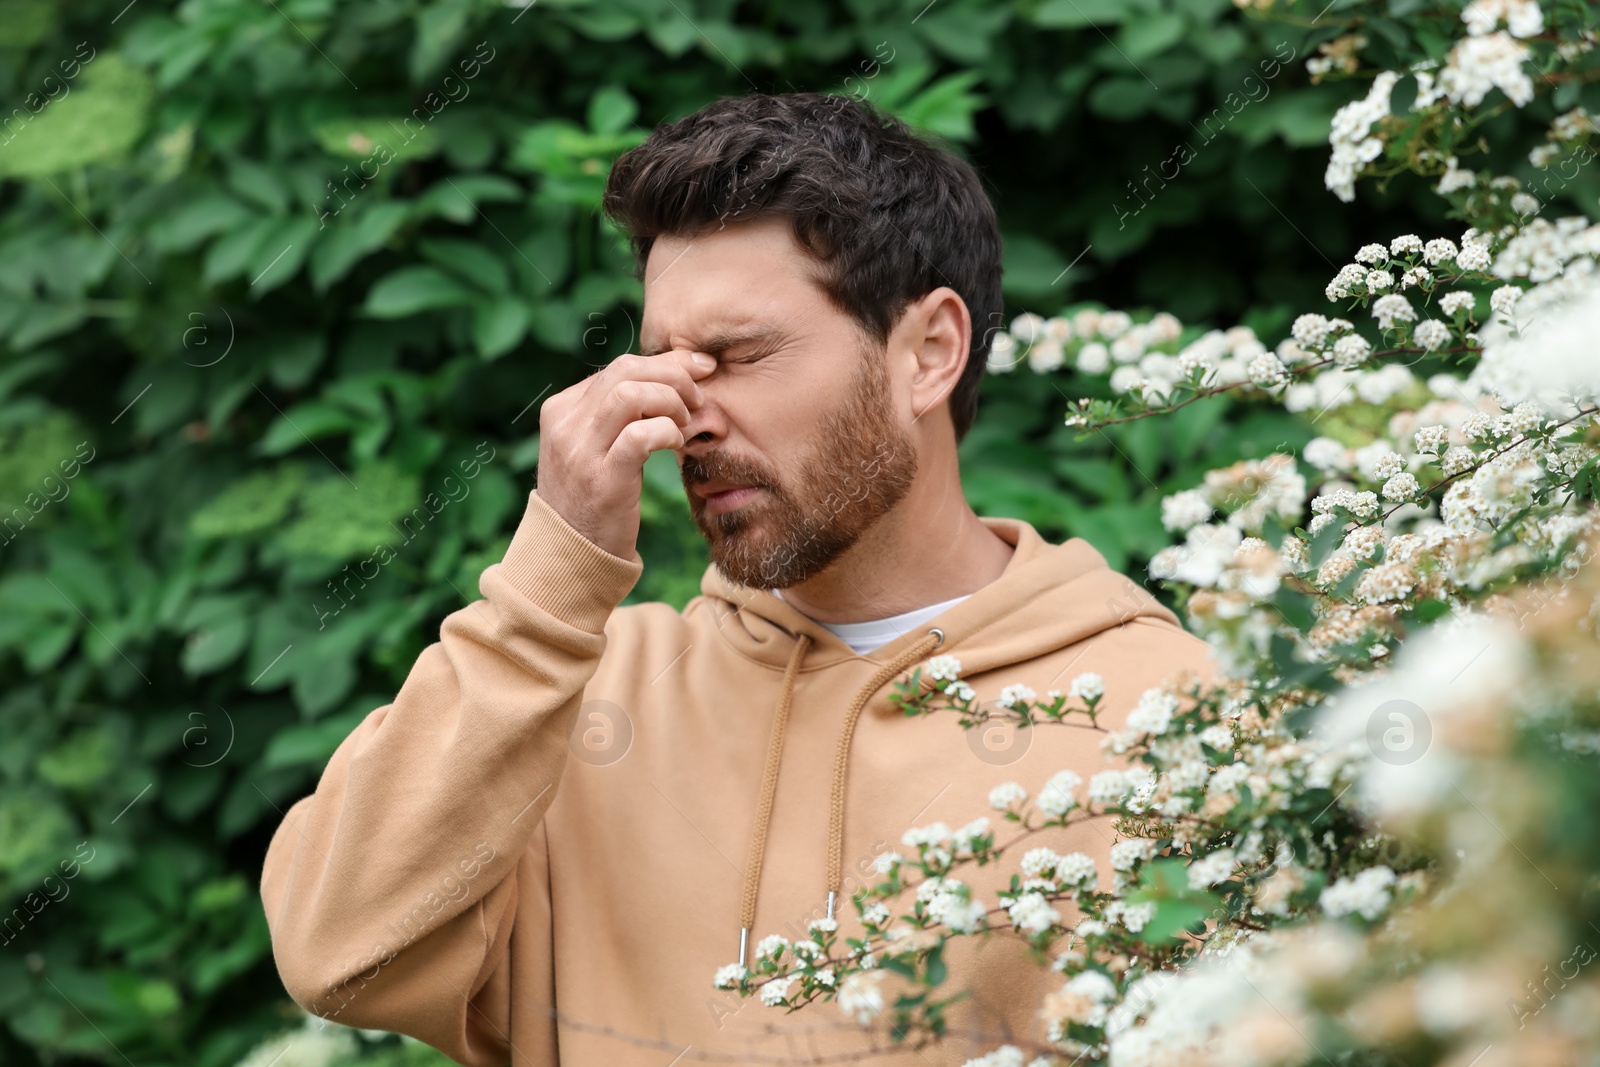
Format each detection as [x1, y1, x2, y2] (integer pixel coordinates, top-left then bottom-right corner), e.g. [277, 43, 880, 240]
[928, 627, 945, 649]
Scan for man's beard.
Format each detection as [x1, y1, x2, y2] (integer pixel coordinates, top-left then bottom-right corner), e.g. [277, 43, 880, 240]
[680, 350, 918, 589]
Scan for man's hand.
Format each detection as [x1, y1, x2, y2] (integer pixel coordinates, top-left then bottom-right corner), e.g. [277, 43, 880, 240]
[534, 349, 716, 559]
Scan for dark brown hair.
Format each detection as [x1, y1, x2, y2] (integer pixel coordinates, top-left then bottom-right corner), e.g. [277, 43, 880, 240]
[601, 91, 1003, 443]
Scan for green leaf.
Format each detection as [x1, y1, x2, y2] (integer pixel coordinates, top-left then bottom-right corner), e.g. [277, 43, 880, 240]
[226, 158, 292, 215]
[1001, 233, 1072, 302]
[414, 174, 525, 224]
[179, 595, 254, 676]
[21, 620, 77, 672]
[914, 5, 1013, 65]
[0, 1, 57, 49]
[146, 194, 254, 254]
[1140, 897, 1213, 943]
[0, 55, 154, 178]
[897, 71, 986, 142]
[411, 0, 474, 81]
[1034, 0, 1130, 28]
[190, 466, 308, 538]
[1167, 399, 1227, 457]
[38, 728, 117, 789]
[1088, 76, 1160, 120]
[420, 238, 511, 293]
[268, 334, 328, 390]
[314, 117, 439, 162]
[310, 200, 411, 291]
[262, 709, 366, 768]
[564, 8, 639, 40]
[362, 265, 478, 318]
[290, 650, 359, 717]
[275, 462, 422, 560]
[248, 215, 321, 295]
[588, 86, 639, 135]
[255, 402, 358, 457]
[1118, 13, 1185, 59]
[924, 942, 948, 987]
[473, 297, 533, 359]
[646, 12, 698, 56]
[202, 216, 279, 286]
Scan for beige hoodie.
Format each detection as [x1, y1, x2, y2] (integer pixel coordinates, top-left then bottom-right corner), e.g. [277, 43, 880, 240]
[260, 488, 1215, 1065]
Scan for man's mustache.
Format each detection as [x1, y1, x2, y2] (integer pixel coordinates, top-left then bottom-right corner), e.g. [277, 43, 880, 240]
[681, 453, 779, 494]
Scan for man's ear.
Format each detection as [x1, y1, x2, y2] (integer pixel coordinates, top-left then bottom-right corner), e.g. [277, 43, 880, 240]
[904, 287, 971, 422]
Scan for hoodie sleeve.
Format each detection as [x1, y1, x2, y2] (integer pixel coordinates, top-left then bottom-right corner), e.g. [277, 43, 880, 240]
[259, 488, 643, 1062]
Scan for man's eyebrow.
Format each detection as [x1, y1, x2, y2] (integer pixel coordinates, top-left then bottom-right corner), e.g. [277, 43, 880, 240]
[640, 324, 787, 358]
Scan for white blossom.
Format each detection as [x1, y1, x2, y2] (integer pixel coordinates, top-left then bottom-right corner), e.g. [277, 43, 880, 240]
[1424, 238, 1458, 265]
[838, 970, 885, 1025]
[1372, 294, 1418, 329]
[1037, 770, 1082, 817]
[1007, 892, 1060, 935]
[1320, 867, 1398, 921]
[1126, 688, 1180, 736]
[1413, 319, 1451, 351]
[988, 781, 1027, 811]
[1326, 72, 1399, 202]
[1161, 489, 1213, 532]
[1069, 672, 1106, 702]
[1055, 852, 1099, 888]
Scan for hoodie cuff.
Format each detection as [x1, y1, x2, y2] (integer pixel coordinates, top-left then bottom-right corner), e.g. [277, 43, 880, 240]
[491, 489, 644, 634]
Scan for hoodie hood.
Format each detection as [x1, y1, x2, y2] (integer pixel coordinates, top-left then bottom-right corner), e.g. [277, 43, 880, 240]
[692, 514, 1183, 966]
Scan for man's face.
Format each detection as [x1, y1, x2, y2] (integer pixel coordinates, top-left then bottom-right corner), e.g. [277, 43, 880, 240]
[639, 217, 919, 589]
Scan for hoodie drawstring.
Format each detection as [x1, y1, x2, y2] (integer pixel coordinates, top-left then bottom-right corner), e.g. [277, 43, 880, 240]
[824, 627, 944, 922]
[738, 632, 811, 967]
[736, 626, 946, 966]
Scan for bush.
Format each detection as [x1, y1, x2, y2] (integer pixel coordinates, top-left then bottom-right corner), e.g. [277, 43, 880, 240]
[0, 0, 1564, 1062]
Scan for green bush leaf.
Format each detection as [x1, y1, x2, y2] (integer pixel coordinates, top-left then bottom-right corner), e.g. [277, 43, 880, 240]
[0, 55, 154, 178]
[363, 265, 478, 318]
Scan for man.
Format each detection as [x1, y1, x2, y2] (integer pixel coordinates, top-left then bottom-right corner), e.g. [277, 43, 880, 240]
[260, 92, 1213, 1065]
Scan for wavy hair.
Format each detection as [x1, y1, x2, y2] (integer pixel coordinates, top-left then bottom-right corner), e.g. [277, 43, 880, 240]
[601, 91, 1003, 443]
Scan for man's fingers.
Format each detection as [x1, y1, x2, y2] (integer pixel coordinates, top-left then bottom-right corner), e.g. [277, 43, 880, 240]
[606, 415, 685, 469]
[582, 350, 710, 415]
[593, 379, 692, 450]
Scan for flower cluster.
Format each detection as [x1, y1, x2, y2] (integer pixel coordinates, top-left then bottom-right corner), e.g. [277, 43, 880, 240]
[711, 3, 1600, 1062]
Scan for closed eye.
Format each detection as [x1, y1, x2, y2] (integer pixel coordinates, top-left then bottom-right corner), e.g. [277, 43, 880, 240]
[719, 344, 779, 365]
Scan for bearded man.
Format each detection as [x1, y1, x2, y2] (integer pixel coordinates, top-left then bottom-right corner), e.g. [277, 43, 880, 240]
[260, 91, 1214, 1065]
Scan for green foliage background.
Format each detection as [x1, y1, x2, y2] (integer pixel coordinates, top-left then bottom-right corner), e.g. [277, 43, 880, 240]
[0, 0, 1491, 1061]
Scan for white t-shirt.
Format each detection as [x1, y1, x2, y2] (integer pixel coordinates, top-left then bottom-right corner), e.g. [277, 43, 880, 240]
[772, 588, 971, 656]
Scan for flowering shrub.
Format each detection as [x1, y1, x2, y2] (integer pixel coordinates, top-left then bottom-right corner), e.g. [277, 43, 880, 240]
[714, 0, 1600, 1062]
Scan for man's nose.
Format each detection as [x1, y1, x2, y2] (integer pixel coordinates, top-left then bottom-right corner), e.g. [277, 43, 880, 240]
[677, 392, 723, 456]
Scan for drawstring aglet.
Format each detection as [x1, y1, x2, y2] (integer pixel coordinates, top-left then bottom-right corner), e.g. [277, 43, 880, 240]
[738, 926, 749, 969]
[826, 891, 836, 922]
